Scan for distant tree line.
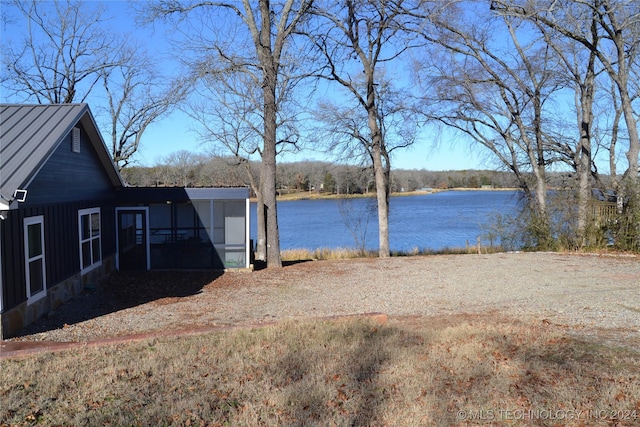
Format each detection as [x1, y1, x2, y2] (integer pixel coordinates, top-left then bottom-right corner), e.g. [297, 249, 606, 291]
[120, 152, 609, 195]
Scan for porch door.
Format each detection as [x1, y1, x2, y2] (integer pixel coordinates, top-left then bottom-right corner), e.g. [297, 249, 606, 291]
[117, 209, 149, 271]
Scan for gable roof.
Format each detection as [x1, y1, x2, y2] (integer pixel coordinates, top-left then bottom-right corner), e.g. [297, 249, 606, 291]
[0, 103, 124, 210]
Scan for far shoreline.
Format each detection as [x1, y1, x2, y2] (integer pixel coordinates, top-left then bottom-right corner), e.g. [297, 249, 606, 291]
[250, 187, 521, 202]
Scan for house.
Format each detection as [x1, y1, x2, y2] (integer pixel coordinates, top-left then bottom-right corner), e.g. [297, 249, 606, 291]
[0, 104, 251, 339]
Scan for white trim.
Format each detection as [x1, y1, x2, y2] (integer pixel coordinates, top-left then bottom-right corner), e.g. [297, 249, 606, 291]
[24, 215, 47, 305]
[115, 207, 150, 271]
[78, 207, 102, 274]
[246, 197, 251, 268]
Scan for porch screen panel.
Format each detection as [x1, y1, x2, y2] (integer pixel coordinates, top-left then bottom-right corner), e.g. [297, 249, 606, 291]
[214, 200, 246, 268]
[149, 204, 171, 243]
[213, 202, 225, 244]
[176, 203, 198, 242]
[146, 198, 247, 269]
[149, 204, 173, 268]
[193, 201, 213, 243]
[177, 203, 210, 268]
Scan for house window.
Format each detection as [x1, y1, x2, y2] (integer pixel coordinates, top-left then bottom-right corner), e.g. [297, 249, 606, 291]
[24, 216, 46, 304]
[79, 208, 102, 273]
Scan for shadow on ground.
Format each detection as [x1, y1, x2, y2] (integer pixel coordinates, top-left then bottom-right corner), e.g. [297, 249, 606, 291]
[12, 270, 223, 338]
[252, 259, 313, 270]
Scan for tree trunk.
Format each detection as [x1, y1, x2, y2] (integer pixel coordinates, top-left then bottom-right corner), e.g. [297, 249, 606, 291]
[620, 92, 639, 182]
[255, 193, 267, 261]
[603, 0, 639, 186]
[523, 128, 550, 247]
[577, 51, 596, 248]
[368, 109, 390, 258]
[258, 0, 282, 268]
[372, 143, 390, 258]
[260, 146, 281, 267]
[531, 91, 547, 218]
[577, 114, 592, 247]
[532, 164, 547, 215]
[241, 159, 266, 261]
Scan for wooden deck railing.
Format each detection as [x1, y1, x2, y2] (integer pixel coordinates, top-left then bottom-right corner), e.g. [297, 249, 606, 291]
[590, 201, 618, 224]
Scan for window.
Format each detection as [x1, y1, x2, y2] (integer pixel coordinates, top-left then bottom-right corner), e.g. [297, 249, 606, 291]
[24, 216, 46, 304]
[79, 208, 101, 273]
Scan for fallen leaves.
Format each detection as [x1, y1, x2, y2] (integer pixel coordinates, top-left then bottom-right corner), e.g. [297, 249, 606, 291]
[2, 316, 639, 426]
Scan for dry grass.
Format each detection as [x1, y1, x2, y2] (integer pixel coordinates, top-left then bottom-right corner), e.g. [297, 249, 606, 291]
[281, 245, 505, 261]
[2, 315, 639, 426]
[281, 247, 377, 261]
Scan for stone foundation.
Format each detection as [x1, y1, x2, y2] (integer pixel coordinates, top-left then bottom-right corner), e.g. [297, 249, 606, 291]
[0, 255, 115, 340]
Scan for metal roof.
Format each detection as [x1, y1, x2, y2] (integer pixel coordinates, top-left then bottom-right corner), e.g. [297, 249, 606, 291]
[185, 187, 249, 200]
[116, 187, 249, 204]
[0, 104, 123, 209]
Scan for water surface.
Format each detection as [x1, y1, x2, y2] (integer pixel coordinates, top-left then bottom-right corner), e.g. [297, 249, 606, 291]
[251, 190, 520, 252]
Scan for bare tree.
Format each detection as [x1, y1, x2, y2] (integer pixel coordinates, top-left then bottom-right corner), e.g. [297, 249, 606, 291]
[418, 5, 564, 246]
[157, 150, 202, 187]
[102, 49, 185, 171]
[530, 3, 602, 246]
[185, 64, 303, 261]
[489, 0, 640, 248]
[189, 74, 268, 260]
[2, 0, 127, 103]
[195, 157, 252, 187]
[306, 0, 424, 257]
[145, 0, 313, 268]
[337, 197, 376, 254]
[491, 0, 639, 185]
[2, 0, 178, 169]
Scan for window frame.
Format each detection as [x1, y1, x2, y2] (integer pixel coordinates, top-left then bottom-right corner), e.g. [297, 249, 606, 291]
[24, 215, 47, 304]
[78, 207, 102, 274]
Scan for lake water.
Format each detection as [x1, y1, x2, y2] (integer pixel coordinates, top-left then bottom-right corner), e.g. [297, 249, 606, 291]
[250, 190, 521, 252]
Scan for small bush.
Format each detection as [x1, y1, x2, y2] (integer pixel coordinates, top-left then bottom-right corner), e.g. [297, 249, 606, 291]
[486, 184, 640, 253]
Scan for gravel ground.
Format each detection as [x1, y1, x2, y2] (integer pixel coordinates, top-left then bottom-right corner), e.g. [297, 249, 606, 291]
[8, 252, 640, 350]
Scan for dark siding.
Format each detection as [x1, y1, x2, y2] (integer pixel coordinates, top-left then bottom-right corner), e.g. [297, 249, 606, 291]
[101, 202, 116, 256]
[0, 222, 3, 311]
[1, 209, 26, 309]
[44, 203, 78, 283]
[1, 212, 20, 311]
[22, 123, 116, 206]
[1, 200, 116, 312]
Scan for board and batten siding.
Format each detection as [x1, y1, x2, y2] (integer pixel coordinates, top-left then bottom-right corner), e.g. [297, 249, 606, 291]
[0, 200, 116, 312]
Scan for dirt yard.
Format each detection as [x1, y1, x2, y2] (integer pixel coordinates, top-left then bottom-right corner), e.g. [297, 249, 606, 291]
[7, 252, 640, 352]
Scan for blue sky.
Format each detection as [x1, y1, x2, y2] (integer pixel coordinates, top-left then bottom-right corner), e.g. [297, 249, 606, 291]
[136, 109, 486, 170]
[3, 1, 623, 173]
[1, 0, 488, 171]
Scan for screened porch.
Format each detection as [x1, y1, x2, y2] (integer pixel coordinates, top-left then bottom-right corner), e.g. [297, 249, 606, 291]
[116, 187, 251, 270]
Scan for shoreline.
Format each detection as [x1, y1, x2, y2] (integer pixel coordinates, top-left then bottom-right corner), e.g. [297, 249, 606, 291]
[252, 187, 520, 202]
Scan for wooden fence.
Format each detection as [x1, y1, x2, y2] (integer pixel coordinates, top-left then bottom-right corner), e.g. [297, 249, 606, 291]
[590, 201, 618, 225]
